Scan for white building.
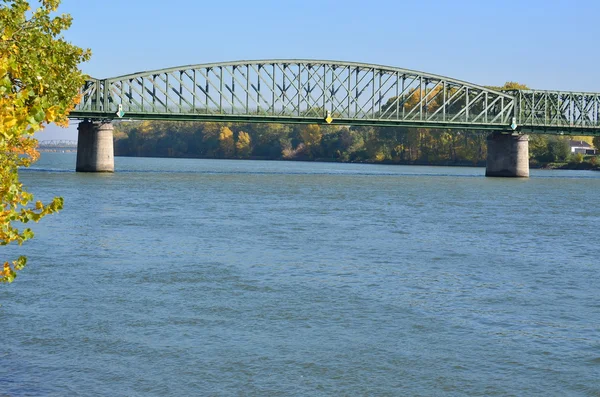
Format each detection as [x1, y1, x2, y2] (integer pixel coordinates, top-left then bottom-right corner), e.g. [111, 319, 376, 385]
[569, 140, 596, 155]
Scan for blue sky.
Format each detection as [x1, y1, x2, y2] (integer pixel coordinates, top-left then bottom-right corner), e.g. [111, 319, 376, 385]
[39, 0, 600, 139]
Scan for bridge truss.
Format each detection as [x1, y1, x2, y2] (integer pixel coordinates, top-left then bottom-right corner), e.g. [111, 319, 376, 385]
[70, 60, 600, 135]
[514, 90, 600, 134]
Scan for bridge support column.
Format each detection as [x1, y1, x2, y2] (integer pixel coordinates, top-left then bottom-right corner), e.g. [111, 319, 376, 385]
[76, 120, 114, 172]
[486, 132, 529, 178]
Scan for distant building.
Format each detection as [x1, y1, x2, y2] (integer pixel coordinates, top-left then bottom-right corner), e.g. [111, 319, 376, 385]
[569, 140, 596, 155]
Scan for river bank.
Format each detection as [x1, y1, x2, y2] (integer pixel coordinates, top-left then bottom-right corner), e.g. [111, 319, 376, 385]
[535, 161, 600, 171]
[110, 152, 600, 171]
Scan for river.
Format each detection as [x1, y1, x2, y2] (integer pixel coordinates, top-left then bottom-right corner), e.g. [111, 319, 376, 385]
[1, 153, 599, 396]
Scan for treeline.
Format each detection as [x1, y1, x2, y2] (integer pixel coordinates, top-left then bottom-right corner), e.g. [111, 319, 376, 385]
[114, 121, 488, 165]
[113, 120, 595, 166]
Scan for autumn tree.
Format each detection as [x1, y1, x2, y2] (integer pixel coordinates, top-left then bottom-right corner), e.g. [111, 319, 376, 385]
[236, 131, 251, 158]
[218, 126, 234, 158]
[486, 82, 529, 91]
[1, 0, 90, 283]
[298, 124, 322, 158]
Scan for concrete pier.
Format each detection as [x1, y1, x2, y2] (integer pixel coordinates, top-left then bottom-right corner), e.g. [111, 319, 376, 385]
[76, 120, 114, 172]
[485, 132, 529, 178]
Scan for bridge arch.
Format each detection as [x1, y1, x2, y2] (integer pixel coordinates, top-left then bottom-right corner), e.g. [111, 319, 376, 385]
[73, 60, 516, 130]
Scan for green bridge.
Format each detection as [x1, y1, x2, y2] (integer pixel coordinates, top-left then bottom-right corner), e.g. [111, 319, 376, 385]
[70, 60, 600, 177]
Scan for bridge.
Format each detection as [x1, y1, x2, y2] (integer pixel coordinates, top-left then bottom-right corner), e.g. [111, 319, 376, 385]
[38, 140, 78, 150]
[70, 60, 600, 177]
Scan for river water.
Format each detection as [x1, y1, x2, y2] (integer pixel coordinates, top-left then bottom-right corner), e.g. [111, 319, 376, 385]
[1, 153, 599, 396]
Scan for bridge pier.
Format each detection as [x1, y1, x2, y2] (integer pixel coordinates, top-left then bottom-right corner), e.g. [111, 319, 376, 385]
[76, 120, 114, 172]
[486, 132, 529, 178]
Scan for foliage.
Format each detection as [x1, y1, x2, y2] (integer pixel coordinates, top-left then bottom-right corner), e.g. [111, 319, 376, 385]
[571, 135, 594, 146]
[403, 86, 443, 112]
[0, 0, 90, 282]
[114, 121, 492, 166]
[382, 85, 446, 117]
[546, 137, 571, 162]
[570, 153, 584, 164]
[486, 82, 529, 91]
[593, 136, 600, 150]
[235, 131, 251, 158]
[530, 136, 570, 163]
[218, 126, 234, 158]
[298, 124, 322, 158]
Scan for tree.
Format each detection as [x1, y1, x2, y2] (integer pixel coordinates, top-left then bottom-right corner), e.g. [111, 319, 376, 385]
[593, 136, 600, 151]
[486, 82, 529, 91]
[298, 124, 322, 158]
[543, 136, 570, 162]
[218, 126, 234, 158]
[382, 86, 444, 118]
[251, 123, 291, 158]
[1, 0, 90, 283]
[235, 131, 251, 158]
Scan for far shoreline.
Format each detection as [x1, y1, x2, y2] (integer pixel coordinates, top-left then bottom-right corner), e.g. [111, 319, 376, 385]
[37, 150, 600, 171]
[94, 151, 600, 171]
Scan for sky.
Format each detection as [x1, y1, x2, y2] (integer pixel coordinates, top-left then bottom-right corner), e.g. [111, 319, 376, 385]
[36, 0, 600, 140]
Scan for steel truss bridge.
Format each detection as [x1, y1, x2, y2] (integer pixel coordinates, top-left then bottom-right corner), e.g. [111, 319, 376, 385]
[38, 140, 78, 148]
[70, 60, 600, 136]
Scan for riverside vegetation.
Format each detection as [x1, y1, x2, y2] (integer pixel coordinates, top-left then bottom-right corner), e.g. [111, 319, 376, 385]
[114, 120, 600, 169]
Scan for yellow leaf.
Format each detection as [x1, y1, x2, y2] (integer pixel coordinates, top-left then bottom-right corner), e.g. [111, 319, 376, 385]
[4, 117, 17, 128]
[45, 105, 59, 121]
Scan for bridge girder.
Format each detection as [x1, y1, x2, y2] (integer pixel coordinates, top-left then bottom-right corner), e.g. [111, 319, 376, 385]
[70, 60, 600, 135]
